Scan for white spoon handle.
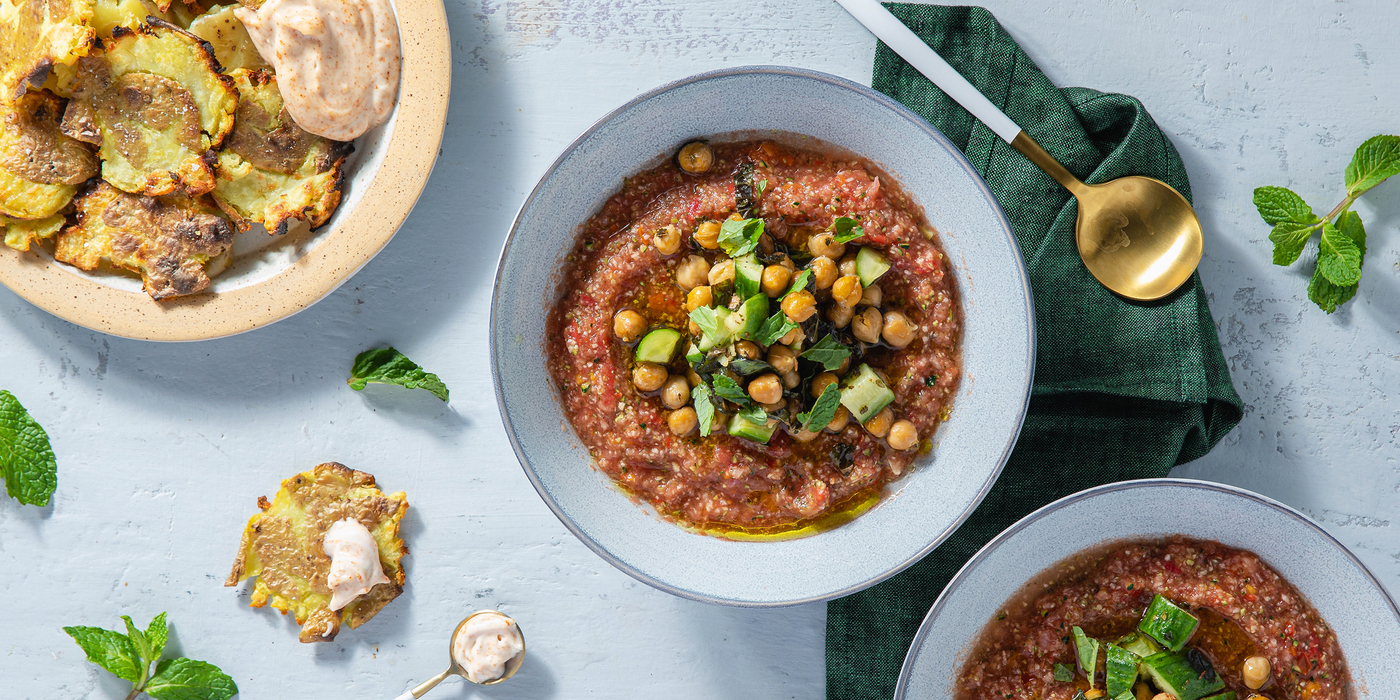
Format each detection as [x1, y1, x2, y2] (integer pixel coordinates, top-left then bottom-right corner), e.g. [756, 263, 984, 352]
[834, 0, 1023, 143]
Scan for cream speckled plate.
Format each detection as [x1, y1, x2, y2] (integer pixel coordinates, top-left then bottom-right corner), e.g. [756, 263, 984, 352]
[0, 0, 450, 341]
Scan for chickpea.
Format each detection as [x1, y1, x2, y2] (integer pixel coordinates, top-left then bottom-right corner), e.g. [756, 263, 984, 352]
[825, 405, 851, 433]
[748, 373, 783, 404]
[887, 419, 918, 450]
[686, 285, 713, 312]
[779, 325, 805, 347]
[661, 375, 690, 409]
[882, 310, 916, 348]
[781, 290, 817, 322]
[838, 254, 858, 277]
[761, 264, 793, 297]
[767, 345, 797, 374]
[613, 309, 647, 343]
[688, 319, 700, 335]
[1132, 683, 1152, 700]
[632, 363, 668, 392]
[777, 254, 796, 271]
[852, 306, 883, 344]
[827, 302, 853, 329]
[864, 406, 894, 438]
[736, 340, 761, 360]
[667, 407, 699, 436]
[676, 255, 711, 290]
[809, 256, 838, 289]
[832, 274, 863, 307]
[1084, 691, 1104, 700]
[686, 367, 703, 387]
[780, 369, 801, 389]
[759, 398, 786, 412]
[653, 224, 681, 255]
[811, 371, 839, 398]
[860, 283, 882, 308]
[1242, 656, 1271, 690]
[808, 232, 846, 259]
[1150, 694, 1174, 700]
[836, 356, 850, 375]
[694, 220, 721, 249]
[791, 427, 821, 443]
[677, 142, 714, 174]
[708, 258, 735, 286]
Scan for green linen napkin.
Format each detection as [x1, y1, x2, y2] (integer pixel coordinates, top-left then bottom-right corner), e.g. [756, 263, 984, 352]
[825, 6, 1245, 699]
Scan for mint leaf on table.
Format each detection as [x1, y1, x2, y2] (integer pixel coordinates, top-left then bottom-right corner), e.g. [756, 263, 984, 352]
[65, 614, 237, 700]
[145, 658, 238, 700]
[717, 217, 764, 257]
[753, 311, 798, 347]
[691, 384, 715, 437]
[1344, 134, 1400, 196]
[347, 347, 448, 401]
[1307, 211, 1367, 312]
[799, 334, 851, 371]
[0, 390, 58, 507]
[1315, 220, 1363, 286]
[1253, 185, 1318, 226]
[798, 384, 843, 432]
[831, 216, 866, 244]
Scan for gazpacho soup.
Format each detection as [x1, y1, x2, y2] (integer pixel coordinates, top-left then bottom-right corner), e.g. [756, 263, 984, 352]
[546, 138, 962, 536]
[956, 537, 1351, 700]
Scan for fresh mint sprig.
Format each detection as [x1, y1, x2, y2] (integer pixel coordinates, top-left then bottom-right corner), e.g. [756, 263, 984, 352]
[717, 218, 764, 257]
[830, 216, 866, 244]
[348, 347, 449, 401]
[64, 613, 237, 700]
[1254, 134, 1399, 313]
[0, 389, 57, 506]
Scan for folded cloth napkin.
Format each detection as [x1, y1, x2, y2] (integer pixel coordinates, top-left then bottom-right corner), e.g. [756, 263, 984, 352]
[825, 6, 1245, 698]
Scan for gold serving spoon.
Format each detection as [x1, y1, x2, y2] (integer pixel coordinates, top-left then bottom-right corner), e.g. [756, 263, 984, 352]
[392, 610, 526, 699]
[835, 0, 1203, 300]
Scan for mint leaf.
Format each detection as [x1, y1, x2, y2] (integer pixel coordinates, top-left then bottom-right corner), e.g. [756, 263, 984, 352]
[122, 616, 154, 665]
[1253, 186, 1318, 225]
[1316, 220, 1363, 286]
[728, 358, 774, 376]
[753, 311, 798, 347]
[1268, 220, 1322, 266]
[145, 657, 238, 700]
[799, 335, 850, 371]
[691, 385, 715, 437]
[63, 625, 143, 683]
[736, 405, 768, 425]
[0, 390, 57, 506]
[1337, 209, 1368, 259]
[718, 218, 764, 257]
[347, 347, 449, 401]
[688, 306, 720, 339]
[757, 180, 768, 198]
[798, 384, 843, 432]
[712, 375, 751, 405]
[144, 612, 168, 663]
[1053, 663, 1075, 683]
[1344, 134, 1400, 196]
[778, 269, 812, 301]
[1307, 265, 1358, 314]
[831, 216, 865, 244]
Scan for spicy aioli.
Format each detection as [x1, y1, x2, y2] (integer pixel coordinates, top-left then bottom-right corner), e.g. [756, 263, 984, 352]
[451, 612, 524, 684]
[236, 0, 400, 141]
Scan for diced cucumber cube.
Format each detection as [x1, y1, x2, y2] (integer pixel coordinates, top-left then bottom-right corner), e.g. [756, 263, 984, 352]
[635, 328, 681, 364]
[839, 364, 895, 424]
[856, 247, 890, 286]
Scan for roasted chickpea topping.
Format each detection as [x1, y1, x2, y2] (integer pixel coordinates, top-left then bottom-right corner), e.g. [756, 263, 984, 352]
[694, 220, 721, 249]
[708, 258, 735, 286]
[781, 290, 817, 322]
[677, 142, 714, 174]
[747, 373, 783, 404]
[852, 306, 882, 344]
[808, 232, 846, 259]
[761, 264, 792, 297]
[887, 420, 918, 450]
[758, 398, 786, 412]
[1242, 656, 1271, 691]
[667, 407, 698, 435]
[661, 375, 690, 409]
[827, 302, 853, 328]
[676, 255, 710, 290]
[1149, 694, 1173, 700]
[735, 340, 761, 360]
[613, 309, 646, 342]
[779, 325, 805, 346]
[652, 225, 681, 255]
[780, 369, 801, 389]
[1083, 692, 1104, 700]
[791, 427, 821, 443]
[832, 274, 863, 307]
[860, 283, 882, 307]
[686, 285, 713, 311]
[826, 405, 851, 433]
[686, 367, 703, 386]
[777, 254, 796, 271]
[809, 256, 838, 289]
[838, 254, 858, 277]
[836, 356, 850, 374]
[811, 372, 839, 398]
[864, 406, 894, 438]
[767, 345, 796, 374]
[632, 363, 669, 392]
[882, 310, 915, 348]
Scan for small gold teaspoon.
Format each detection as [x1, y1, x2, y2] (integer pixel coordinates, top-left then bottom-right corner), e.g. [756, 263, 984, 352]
[392, 610, 526, 699]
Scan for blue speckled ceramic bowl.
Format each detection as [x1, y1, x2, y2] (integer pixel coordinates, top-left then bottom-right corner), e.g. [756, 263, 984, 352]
[491, 66, 1034, 606]
[896, 479, 1400, 698]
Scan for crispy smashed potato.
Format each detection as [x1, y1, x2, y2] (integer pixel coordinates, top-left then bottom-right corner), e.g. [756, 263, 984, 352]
[2, 212, 65, 251]
[54, 180, 233, 299]
[0, 88, 96, 220]
[214, 69, 349, 234]
[0, 0, 96, 102]
[187, 4, 265, 72]
[61, 20, 237, 196]
[225, 463, 409, 643]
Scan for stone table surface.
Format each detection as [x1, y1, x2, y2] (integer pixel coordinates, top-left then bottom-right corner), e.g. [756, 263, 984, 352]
[4, 1, 1397, 698]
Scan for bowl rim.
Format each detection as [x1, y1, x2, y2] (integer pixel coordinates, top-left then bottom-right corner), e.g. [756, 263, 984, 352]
[490, 64, 1035, 606]
[0, 0, 452, 342]
[892, 477, 1400, 698]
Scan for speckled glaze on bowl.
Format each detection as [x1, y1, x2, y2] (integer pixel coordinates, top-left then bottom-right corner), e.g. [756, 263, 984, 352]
[0, 0, 451, 341]
[491, 66, 1034, 606]
[895, 479, 1400, 698]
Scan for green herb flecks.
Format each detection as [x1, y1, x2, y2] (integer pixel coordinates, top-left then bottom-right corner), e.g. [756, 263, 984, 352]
[798, 384, 842, 432]
[799, 334, 851, 371]
[348, 348, 449, 401]
[64, 613, 237, 700]
[692, 384, 716, 437]
[1253, 134, 1398, 312]
[831, 216, 865, 244]
[0, 390, 57, 506]
[718, 217, 764, 258]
